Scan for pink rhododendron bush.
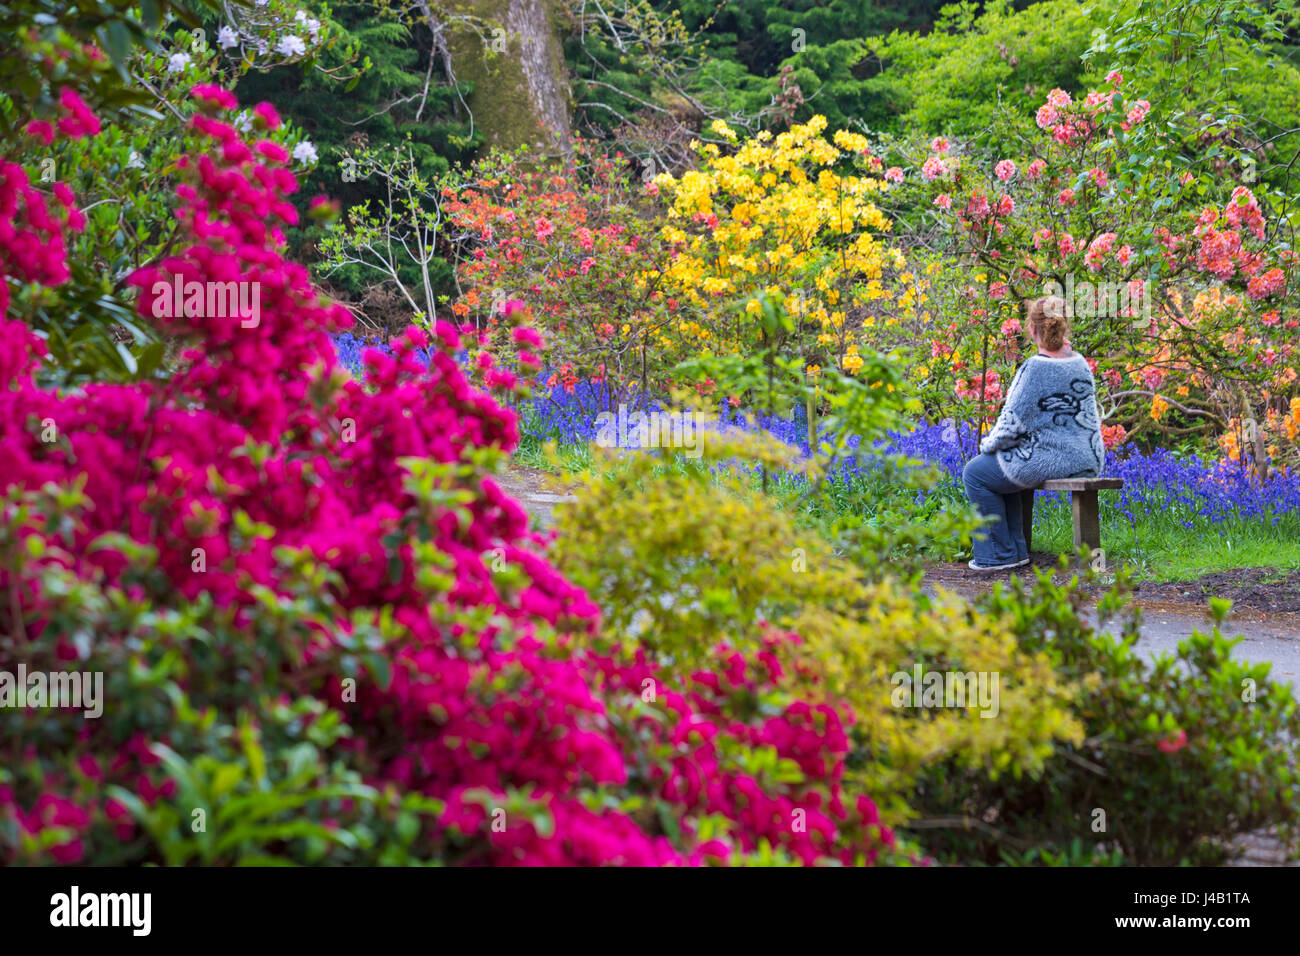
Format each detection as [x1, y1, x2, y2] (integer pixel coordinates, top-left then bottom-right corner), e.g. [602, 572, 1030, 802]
[0, 87, 905, 866]
[874, 76, 1298, 471]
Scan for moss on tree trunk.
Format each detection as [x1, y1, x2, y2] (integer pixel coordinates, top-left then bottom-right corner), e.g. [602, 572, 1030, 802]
[448, 0, 572, 154]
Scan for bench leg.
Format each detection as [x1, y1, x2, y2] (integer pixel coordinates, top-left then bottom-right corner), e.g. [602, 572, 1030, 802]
[1020, 490, 1035, 554]
[1071, 490, 1101, 553]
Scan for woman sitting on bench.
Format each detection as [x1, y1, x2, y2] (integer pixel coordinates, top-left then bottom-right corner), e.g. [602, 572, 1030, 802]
[962, 295, 1106, 571]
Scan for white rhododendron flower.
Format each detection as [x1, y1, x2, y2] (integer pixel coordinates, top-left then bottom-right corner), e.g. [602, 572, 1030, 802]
[294, 11, 322, 39]
[276, 35, 307, 57]
[293, 140, 318, 164]
[167, 52, 191, 73]
[217, 26, 239, 49]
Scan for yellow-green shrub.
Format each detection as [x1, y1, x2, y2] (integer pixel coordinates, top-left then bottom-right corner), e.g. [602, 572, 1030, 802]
[550, 430, 1081, 822]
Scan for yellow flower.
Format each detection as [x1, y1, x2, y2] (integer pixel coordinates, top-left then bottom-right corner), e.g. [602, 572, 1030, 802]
[648, 117, 902, 357]
[832, 129, 868, 152]
[1150, 396, 1169, 421]
[710, 119, 738, 143]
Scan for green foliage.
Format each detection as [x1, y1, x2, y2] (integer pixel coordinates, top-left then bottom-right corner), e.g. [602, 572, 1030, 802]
[812, 455, 984, 579]
[862, 0, 1098, 139]
[0, 482, 450, 866]
[551, 431, 1082, 825]
[913, 567, 1300, 865]
[0, 0, 218, 141]
[667, 0, 945, 128]
[861, 0, 1300, 200]
[670, 293, 980, 577]
[317, 140, 450, 326]
[232, 3, 478, 314]
[1095, 0, 1300, 209]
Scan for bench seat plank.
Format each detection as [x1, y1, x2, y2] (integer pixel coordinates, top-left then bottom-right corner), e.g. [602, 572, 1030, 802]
[1039, 478, 1123, 492]
[1021, 478, 1124, 555]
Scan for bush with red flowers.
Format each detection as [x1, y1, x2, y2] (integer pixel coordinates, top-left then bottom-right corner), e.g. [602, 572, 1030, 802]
[0, 86, 904, 866]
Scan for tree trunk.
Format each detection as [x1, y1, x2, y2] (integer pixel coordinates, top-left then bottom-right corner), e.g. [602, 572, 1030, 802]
[449, 0, 572, 154]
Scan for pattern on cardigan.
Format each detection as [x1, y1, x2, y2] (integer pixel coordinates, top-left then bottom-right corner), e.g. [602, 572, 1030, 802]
[979, 354, 1105, 487]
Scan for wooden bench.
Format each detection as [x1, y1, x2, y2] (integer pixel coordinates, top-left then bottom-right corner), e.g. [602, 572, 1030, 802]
[1020, 478, 1124, 554]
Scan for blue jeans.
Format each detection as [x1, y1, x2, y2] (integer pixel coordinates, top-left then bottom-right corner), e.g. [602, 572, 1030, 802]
[962, 453, 1028, 566]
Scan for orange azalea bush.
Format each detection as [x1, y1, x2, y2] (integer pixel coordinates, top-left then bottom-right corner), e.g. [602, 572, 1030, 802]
[443, 140, 680, 413]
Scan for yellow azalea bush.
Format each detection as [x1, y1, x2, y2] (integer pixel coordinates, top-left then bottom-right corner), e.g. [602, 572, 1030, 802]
[646, 116, 905, 377]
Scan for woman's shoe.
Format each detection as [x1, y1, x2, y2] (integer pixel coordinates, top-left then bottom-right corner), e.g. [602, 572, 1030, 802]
[968, 557, 1030, 572]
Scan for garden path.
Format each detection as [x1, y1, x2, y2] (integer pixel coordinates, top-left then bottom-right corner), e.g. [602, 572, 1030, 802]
[925, 567, 1300, 696]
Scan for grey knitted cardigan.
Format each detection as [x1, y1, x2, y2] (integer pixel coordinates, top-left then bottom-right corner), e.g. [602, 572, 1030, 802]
[978, 352, 1105, 488]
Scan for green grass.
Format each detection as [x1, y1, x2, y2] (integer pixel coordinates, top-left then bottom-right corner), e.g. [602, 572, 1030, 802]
[1024, 491, 1300, 582]
[513, 433, 602, 474]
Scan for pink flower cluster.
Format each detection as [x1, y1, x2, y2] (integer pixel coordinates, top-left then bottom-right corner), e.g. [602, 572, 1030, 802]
[1224, 186, 1265, 241]
[964, 193, 991, 221]
[1034, 85, 1148, 144]
[0, 161, 84, 314]
[24, 88, 102, 144]
[1247, 267, 1286, 301]
[1194, 214, 1245, 280]
[955, 370, 1003, 403]
[1085, 232, 1118, 272]
[0, 87, 899, 867]
[921, 156, 951, 181]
